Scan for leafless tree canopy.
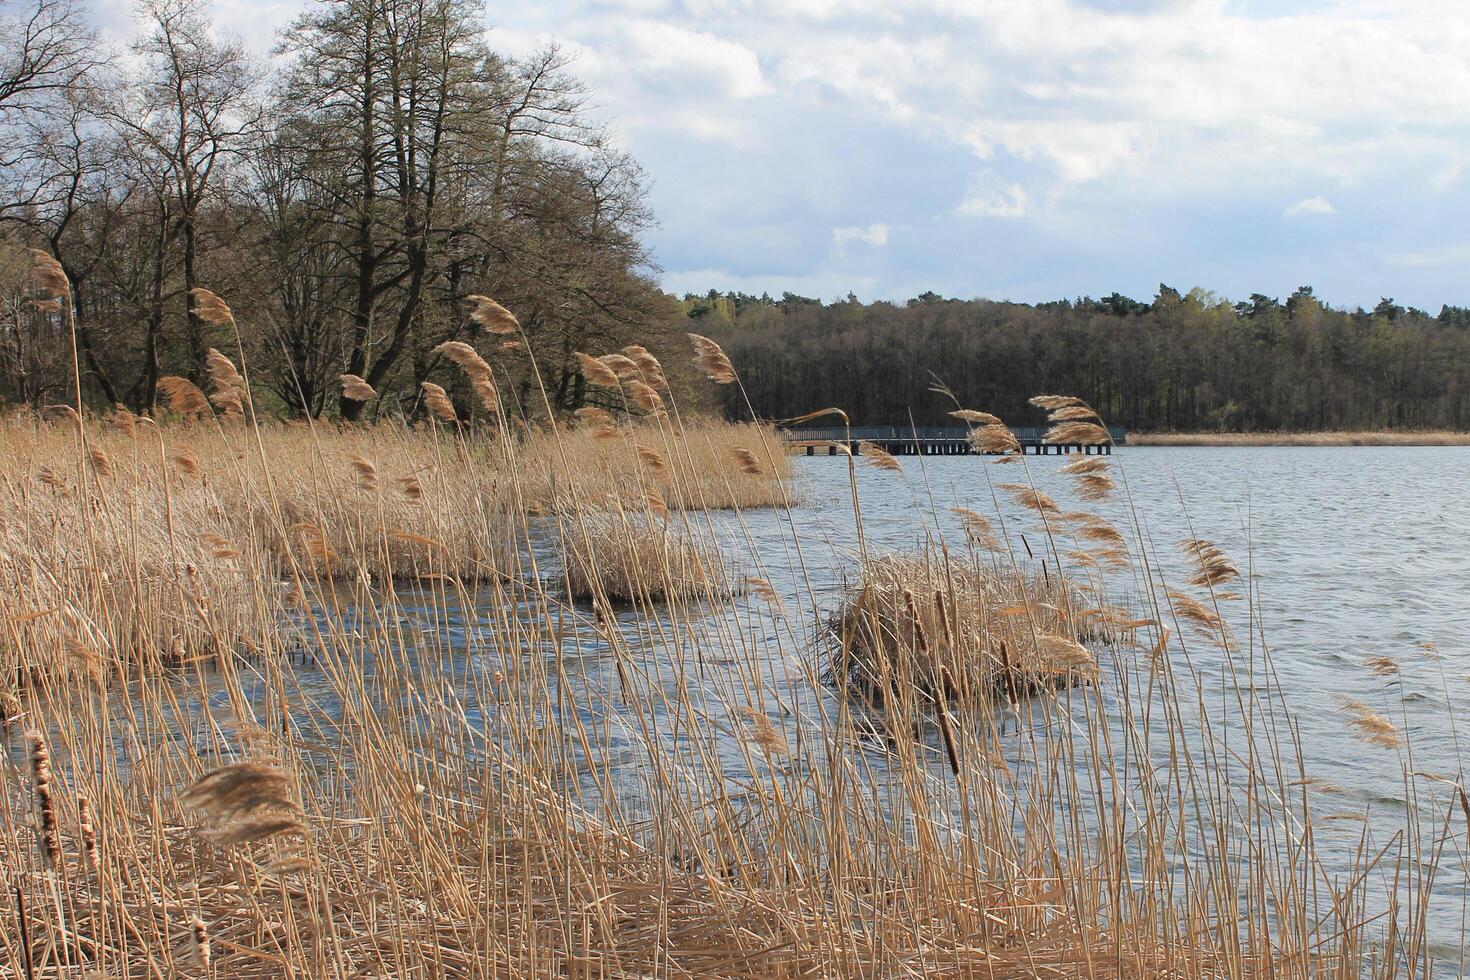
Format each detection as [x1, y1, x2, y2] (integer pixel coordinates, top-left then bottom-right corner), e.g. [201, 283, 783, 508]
[0, 0, 691, 419]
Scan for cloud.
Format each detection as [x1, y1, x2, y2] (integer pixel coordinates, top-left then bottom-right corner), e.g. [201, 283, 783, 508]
[833, 223, 889, 247]
[1386, 245, 1470, 268]
[1285, 195, 1336, 217]
[958, 175, 1029, 218]
[621, 21, 771, 100]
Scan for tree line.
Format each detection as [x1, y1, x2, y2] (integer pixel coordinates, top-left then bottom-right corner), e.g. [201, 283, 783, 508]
[688, 287, 1470, 432]
[0, 0, 701, 422]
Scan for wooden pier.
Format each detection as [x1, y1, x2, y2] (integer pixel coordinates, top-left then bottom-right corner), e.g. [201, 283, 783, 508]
[781, 425, 1125, 456]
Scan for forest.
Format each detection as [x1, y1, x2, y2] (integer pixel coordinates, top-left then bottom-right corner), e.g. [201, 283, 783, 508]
[5, 0, 1470, 433]
[688, 288, 1470, 432]
[0, 0, 701, 422]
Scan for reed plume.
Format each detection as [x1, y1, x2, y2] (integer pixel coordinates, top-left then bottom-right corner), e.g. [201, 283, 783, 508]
[340, 374, 376, 401]
[465, 295, 520, 334]
[1340, 698, 1402, 749]
[731, 447, 764, 475]
[157, 376, 212, 418]
[622, 345, 668, 389]
[1061, 456, 1109, 475]
[998, 482, 1060, 514]
[180, 763, 303, 846]
[859, 442, 902, 473]
[1044, 420, 1112, 446]
[637, 444, 668, 476]
[576, 352, 621, 388]
[27, 248, 69, 298]
[599, 353, 641, 380]
[420, 381, 457, 422]
[109, 404, 137, 437]
[433, 340, 492, 381]
[190, 288, 235, 326]
[628, 380, 664, 414]
[1183, 539, 1238, 587]
[1029, 395, 1084, 411]
[576, 407, 613, 426]
[688, 333, 736, 384]
[349, 455, 379, 491]
[950, 409, 1003, 426]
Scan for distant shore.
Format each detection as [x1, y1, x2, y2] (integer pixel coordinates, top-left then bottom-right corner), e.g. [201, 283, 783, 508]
[1130, 431, 1470, 446]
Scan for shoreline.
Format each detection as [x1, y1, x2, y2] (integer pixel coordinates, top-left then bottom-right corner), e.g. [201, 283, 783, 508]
[1128, 431, 1470, 447]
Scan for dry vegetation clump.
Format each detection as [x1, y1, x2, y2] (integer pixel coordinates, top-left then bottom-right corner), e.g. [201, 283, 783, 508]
[519, 418, 792, 512]
[560, 510, 726, 602]
[1130, 430, 1470, 446]
[829, 553, 1095, 706]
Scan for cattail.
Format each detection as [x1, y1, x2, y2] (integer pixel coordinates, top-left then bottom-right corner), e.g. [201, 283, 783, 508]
[465, 295, 520, 334]
[0, 690, 21, 726]
[339, 374, 376, 402]
[349, 455, 378, 491]
[109, 404, 137, 438]
[27, 248, 69, 298]
[190, 288, 235, 326]
[189, 915, 211, 969]
[998, 482, 1060, 514]
[157, 376, 211, 418]
[575, 352, 621, 388]
[88, 447, 113, 477]
[575, 407, 613, 426]
[859, 442, 902, 473]
[420, 381, 457, 422]
[636, 444, 668, 476]
[688, 333, 736, 384]
[433, 340, 492, 381]
[77, 796, 98, 872]
[622, 345, 668, 389]
[627, 380, 663, 414]
[27, 730, 61, 869]
[949, 409, 1003, 426]
[731, 447, 763, 475]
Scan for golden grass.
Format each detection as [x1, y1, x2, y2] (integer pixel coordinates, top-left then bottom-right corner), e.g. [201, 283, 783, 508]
[0, 356, 1459, 976]
[560, 509, 726, 602]
[1130, 429, 1470, 446]
[830, 553, 1095, 706]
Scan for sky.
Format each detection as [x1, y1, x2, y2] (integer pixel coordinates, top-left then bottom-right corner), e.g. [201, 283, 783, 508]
[96, 0, 1470, 309]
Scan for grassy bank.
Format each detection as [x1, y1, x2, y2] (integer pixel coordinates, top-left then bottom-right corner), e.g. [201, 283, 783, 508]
[1, 320, 1461, 975]
[1131, 429, 1470, 446]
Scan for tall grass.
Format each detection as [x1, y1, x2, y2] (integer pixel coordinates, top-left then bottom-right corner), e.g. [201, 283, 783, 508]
[1, 298, 1464, 976]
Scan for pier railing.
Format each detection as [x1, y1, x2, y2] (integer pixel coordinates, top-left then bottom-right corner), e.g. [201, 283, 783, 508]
[777, 424, 1127, 456]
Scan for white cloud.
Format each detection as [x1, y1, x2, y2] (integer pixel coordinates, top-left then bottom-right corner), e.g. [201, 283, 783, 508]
[621, 21, 770, 100]
[1285, 195, 1336, 217]
[958, 171, 1029, 217]
[833, 223, 889, 247]
[1387, 244, 1470, 268]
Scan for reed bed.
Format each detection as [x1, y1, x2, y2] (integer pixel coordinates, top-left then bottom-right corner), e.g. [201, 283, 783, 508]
[1131, 429, 1470, 446]
[1, 318, 1463, 976]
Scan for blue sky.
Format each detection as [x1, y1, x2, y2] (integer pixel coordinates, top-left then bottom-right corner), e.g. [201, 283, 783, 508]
[102, 0, 1470, 309]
